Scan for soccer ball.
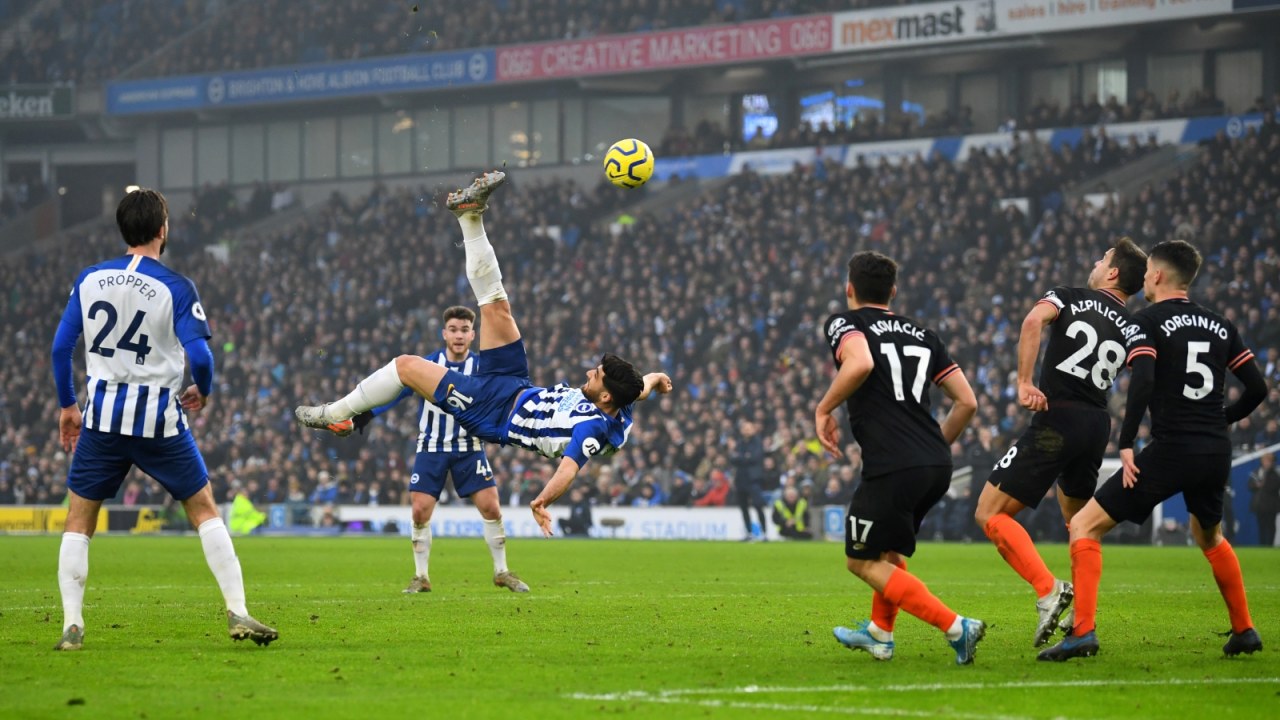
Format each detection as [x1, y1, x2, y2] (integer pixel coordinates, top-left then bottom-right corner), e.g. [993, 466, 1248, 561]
[603, 138, 655, 189]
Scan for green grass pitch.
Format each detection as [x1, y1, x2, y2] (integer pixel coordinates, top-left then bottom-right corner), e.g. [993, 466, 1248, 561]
[1, 536, 1276, 719]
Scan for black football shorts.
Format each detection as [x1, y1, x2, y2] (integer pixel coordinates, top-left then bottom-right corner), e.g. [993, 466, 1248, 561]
[845, 465, 952, 560]
[1093, 441, 1231, 528]
[985, 405, 1110, 509]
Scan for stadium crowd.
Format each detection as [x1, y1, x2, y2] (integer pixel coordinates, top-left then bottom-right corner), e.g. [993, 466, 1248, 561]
[1, 119, 1277, 543]
[2, 0, 911, 84]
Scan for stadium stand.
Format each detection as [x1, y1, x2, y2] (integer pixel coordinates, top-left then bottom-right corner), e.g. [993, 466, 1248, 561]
[0, 0, 910, 83]
[2, 120, 1277, 535]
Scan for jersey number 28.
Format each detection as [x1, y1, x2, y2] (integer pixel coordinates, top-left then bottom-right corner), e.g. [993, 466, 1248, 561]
[1055, 321, 1124, 390]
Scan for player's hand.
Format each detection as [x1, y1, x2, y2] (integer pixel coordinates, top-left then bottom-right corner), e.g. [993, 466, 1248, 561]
[652, 374, 673, 394]
[1119, 448, 1139, 488]
[530, 498, 553, 537]
[59, 405, 82, 454]
[1018, 382, 1048, 413]
[179, 385, 208, 412]
[815, 410, 844, 459]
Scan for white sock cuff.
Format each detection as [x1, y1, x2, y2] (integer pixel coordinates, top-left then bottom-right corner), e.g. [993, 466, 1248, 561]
[411, 522, 432, 542]
[63, 532, 91, 547]
[482, 517, 504, 532]
[197, 517, 227, 537]
[458, 214, 487, 243]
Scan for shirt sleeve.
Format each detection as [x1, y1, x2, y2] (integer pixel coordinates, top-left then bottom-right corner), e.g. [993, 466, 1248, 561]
[927, 330, 961, 385]
[172, 276, 212, 345]
[1124, 312, 1157, 367]
[824, 312, 863, 364]
[562, 419, 611, 468]
[1035, 286, 1071, 321]
[51, 275, 86, 408]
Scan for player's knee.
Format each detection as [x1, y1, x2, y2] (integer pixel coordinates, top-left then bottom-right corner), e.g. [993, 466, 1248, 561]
[392, 354, 417, 378]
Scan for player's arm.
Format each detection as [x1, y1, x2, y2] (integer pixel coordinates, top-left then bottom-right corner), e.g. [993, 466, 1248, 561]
[1225, 356, 1267, 424]
[1116, 353, 1155, 487]
[1016, 300, 1057, 412]
[937, 368, 978, 445]
[179, 337, 215, 411]
[51, 293, 84, 453]
[529, 457, 580, 537]
[174, 279, 214, 412]
[815, 331, 873, 459]
[636, 372, 673, 402]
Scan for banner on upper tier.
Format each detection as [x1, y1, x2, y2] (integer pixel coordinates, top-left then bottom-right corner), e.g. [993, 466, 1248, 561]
[106, 49, 495, 115]
[651, 113, 1263, 180]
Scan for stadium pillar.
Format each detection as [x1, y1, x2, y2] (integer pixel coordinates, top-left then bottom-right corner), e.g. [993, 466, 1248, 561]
[1125, 48, 1147, 108]
[1262, 41, 1278, 100]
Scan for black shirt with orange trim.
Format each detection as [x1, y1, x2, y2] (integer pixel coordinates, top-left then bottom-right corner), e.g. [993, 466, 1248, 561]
[1035, 286, 1136, 409]
[823, 307, 958, 479]
[1121, 298, 1254, 453]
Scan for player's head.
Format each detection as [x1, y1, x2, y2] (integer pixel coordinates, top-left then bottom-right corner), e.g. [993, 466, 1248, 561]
[846, 251, 897, 307]
[1089, 236, 1147, 295]
[584, 353, 644, 411]
[1146, 239, 1201, 297]
[441, 306, 476, 358]
[116, 188, 169, 253]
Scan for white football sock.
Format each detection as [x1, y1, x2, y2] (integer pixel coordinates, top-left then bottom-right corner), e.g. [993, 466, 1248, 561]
[411, 522, 431, 578]
[330, 360, 405, 420]
[462, 226, 507, 305]
[198, 518, 248, 617]
[58, 532, 90, 632]
[456, 212, 486, 243]
[867, 621, 893, 643]
[945, 616, 965, 641]
[483, 518, 508, 574]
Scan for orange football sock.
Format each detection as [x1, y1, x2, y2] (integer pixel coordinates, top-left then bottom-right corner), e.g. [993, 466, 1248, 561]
[984, 514, 1056, 597]
[870, 558, 907, 632]
[1069, 538, 1102, 635]
[1204, 540, 1253, 634]
[881, 567, 958, 634]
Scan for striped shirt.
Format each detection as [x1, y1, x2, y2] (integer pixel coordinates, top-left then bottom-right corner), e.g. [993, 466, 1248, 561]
[504, 383, 632, 467]
[374, 350, 483, 453]
[59, 255, 210, 438]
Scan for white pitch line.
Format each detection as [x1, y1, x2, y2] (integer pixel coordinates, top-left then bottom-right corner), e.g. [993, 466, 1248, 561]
[566, 692, 1032, 720]
[574, 676, 1280, 701]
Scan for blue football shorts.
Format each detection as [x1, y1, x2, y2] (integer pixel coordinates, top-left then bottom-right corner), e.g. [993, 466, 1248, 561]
[409, 449, 496, 498]
[66, 427, 209, 502]
[431, 339, 531, 443]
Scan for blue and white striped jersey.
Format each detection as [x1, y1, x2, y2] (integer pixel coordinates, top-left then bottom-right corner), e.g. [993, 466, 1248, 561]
[58, 255, 210, 438]
[504, 383, 633, 467]
[374, 350, 483, 453]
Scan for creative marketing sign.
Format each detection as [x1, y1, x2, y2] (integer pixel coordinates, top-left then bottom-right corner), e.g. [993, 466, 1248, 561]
[495, 16, 833, 82]
[107, 49, 494, 115]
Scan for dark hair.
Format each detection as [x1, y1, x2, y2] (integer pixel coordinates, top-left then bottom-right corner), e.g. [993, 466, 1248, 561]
[442, 305, 476, 324]
[1149, 239, 1202, 288]
[600, 353, 644, 408]
[847, 251, 897, 305]
[1110, 237, 1148, 295]
[116, 189, 168, 247]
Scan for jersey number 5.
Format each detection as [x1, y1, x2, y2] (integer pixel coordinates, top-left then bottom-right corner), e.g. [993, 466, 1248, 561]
[87, 301, 152, 365]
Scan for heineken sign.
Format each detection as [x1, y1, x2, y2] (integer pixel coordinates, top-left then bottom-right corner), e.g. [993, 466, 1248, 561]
[0, 86, 74, 120]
